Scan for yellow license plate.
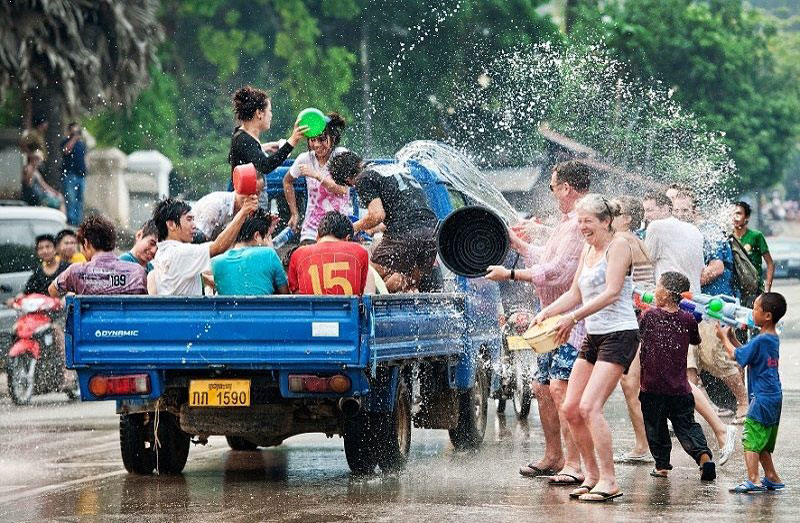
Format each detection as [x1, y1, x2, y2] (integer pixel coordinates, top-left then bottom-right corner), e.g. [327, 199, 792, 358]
[189, 380, 251, 407]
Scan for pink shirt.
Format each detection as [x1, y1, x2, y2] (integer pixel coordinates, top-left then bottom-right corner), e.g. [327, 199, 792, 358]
[525, 211, 587, 349]
[289, 149, 352, 242]
[56, 253, 147, 295]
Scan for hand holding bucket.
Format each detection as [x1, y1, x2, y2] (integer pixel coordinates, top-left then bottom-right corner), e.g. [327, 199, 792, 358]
[437, 206, 510, 278]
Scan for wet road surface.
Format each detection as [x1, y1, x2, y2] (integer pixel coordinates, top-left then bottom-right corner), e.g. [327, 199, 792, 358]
[1, 281, 799, 522]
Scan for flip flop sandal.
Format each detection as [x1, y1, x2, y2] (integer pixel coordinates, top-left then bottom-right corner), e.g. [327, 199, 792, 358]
[761, 477, 785, 491]
[519, 464, 557, 478]
[650, 469, 668, 478]
[548, 473, 582, 485]
[579, 491, 623, 502]
[569, 485, 595, 499]
[730, 480, 767, 493]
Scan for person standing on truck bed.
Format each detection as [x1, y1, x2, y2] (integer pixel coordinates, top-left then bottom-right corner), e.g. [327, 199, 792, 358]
[329, 151, 438, 292]
[150, 197, 259, 296]
[288, 211, 375, 295]
[211, 208, 290, 296]
[49, 215, 147, 296]
[227, 85, 308, 189]
[486, 160, 589, 486]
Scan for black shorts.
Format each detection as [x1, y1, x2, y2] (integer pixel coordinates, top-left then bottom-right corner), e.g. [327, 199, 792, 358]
[579, 329, 640, 373]
[372, 228, 437, 280]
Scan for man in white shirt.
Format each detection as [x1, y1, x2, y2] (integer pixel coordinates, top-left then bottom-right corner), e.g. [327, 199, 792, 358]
[151, 196, 258, 295]
[643, 191, 704, 293]
[192, 176, 266, 241]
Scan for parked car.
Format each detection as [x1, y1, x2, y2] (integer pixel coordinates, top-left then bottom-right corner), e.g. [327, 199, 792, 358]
[768, 237, 800, 280]
[0, 203, 67, 366]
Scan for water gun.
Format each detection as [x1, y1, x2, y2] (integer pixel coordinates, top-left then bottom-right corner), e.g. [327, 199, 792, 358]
[632, 286, 754, 330]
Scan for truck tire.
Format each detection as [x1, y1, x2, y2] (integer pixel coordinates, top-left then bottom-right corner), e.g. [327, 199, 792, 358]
[226, 436, 258, 451]
[120, 413, 155, 474]
[154, 411, 191, 475]
[449, 365, 488, 451]
[343, 411, 378, 475]
[375, 377, 412, 473]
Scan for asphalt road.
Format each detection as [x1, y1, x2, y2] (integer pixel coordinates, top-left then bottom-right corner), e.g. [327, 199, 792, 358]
[1, 281, 798, 523]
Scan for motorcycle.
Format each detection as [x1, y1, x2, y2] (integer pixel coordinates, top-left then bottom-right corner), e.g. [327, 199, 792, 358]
[6, 293, 76, 405]
[495, 308, 536, 420]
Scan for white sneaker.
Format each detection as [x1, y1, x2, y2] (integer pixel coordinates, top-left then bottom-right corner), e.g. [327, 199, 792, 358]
[718, 425, 737, 466]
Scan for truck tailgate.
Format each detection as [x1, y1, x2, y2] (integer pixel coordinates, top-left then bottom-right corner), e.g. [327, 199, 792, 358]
[66, 295, 362, 369]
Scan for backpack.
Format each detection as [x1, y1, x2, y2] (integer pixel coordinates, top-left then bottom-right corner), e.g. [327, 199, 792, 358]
[728, 234, 760, 306]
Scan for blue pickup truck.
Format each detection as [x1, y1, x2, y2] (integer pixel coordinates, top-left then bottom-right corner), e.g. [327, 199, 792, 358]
[66, 158, 505, 476]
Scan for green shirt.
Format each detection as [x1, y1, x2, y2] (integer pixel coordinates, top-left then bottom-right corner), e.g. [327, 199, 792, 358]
[211, 246, 287, 296]
[738, 228, 769, 286]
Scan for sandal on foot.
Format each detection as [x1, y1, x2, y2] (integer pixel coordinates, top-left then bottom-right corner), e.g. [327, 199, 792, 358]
[519, 464, 557, 478]
[569, 485, 595, 499]
[761, 477, 785, 491]
[548, 473, 583, 485]
[650, 469, 668, 478]
[730, 480, 767, 493]
[615, 451, 653, 464]
[579, 490, 623, 502]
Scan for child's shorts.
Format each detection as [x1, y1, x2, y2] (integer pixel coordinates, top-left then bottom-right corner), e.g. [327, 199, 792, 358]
[743, 417, 779, 453]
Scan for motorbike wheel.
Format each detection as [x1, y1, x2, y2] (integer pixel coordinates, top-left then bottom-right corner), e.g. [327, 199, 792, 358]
[496, 398, 507, 414]
[7, 355, 36, 405]
[512, 359, 532, 420]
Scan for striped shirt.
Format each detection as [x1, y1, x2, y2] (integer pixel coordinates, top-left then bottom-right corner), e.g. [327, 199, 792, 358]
[524, 210, 587, 349]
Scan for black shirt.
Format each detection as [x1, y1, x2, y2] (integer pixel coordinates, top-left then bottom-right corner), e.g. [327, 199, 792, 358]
[228, 128, 294, 183]
[355, 164, 437, 237]
[24, 260, 70, 295]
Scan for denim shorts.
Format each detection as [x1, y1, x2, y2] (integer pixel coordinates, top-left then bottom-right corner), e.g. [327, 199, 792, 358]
[534, 343, 579, 385]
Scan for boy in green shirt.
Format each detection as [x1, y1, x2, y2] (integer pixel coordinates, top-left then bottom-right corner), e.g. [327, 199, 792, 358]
[733, 201, 774, 292]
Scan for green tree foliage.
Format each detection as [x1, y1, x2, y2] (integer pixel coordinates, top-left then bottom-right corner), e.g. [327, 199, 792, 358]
[575, 0, 800, 193]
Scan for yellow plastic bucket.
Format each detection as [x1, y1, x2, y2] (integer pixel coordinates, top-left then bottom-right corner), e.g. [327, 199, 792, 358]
[521, 315, 563, 354]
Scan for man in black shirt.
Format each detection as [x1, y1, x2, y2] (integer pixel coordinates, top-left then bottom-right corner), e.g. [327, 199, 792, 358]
[330, 152, 438, 292]
[23, 234, 71, 295]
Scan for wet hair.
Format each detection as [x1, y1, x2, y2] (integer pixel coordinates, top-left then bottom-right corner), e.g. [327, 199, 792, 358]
[140, 219, 158, 239]
[613, 196, 645, 231]
[35, 234, 56, 248]
[78, 215, 116, 252]
[758, 292, 786, 323]
[329, 151, 363, 186]
[576, 193, 621, 229]
[317, 211, 353, 240]
[233, 85, 270, 122]
[237, 208, 271, 243]
[33, 115, 47, 127]
[735, 201, 752, 218]
[55, 229, 77, 246]
[660, 271, 690, 305]
[553, 160, 591, 192]
[643, 190, 673, 210]
[316, 112, 346, 147]
[672, 189, 697, 209]
[153, 198, 192, 241]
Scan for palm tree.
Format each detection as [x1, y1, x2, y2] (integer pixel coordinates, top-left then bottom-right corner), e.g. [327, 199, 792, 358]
[0, 0, 163, 184]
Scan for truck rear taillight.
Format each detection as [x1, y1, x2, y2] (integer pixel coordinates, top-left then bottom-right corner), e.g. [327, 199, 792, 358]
[88, 374, 151, 397]
[288, 374, 351, 394]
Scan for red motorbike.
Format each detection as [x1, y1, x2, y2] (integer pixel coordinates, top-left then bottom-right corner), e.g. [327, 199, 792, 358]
[6, 293, 76, 405]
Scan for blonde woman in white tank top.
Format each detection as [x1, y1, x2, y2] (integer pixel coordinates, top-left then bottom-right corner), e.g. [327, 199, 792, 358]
[532, 194, 638, 502]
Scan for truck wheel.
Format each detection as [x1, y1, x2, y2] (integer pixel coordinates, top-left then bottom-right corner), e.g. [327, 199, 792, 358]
[449, 365, 488, 451]
[512, 366, 531, 420]
[7, 355, 36, 405]
[120, 413, 155, 474]
[375, 377, 412, 473]
[154, 411, 190, 475]
[343, 412, 378, 475]
[226, 436, 258, 451]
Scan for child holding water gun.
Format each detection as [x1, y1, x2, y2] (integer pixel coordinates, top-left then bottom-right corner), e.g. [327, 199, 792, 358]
[716, 292, 787, 493]
[638, 271, 716, 482]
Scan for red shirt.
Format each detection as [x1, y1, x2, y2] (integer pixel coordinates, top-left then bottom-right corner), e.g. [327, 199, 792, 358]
[288, 241, 369, 295]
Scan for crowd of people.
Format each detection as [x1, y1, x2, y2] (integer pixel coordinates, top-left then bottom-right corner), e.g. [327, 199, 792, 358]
[13, 84, 788, 502]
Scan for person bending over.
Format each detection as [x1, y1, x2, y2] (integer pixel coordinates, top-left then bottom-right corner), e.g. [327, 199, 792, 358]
[150, 196, 258, 296]
[193, 176, 270, 242]
[288, 211, 374, 296]
[211, 209, 289, 296]
[49, 215, 146, 296]
[119, 220, 158, 273]
[329, 152, 437, 292]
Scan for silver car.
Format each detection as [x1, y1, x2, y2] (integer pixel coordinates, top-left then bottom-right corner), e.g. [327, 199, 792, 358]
[768, 236, 800, 280]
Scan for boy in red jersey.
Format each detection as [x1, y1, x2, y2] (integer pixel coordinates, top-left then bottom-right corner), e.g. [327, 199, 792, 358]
[288, 212, 374, 295]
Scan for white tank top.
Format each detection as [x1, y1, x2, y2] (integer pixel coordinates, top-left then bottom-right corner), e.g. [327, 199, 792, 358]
[578, 240, 640, 335]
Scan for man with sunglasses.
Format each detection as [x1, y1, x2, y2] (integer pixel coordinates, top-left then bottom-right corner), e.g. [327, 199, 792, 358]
[487, 160, 591, 484]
